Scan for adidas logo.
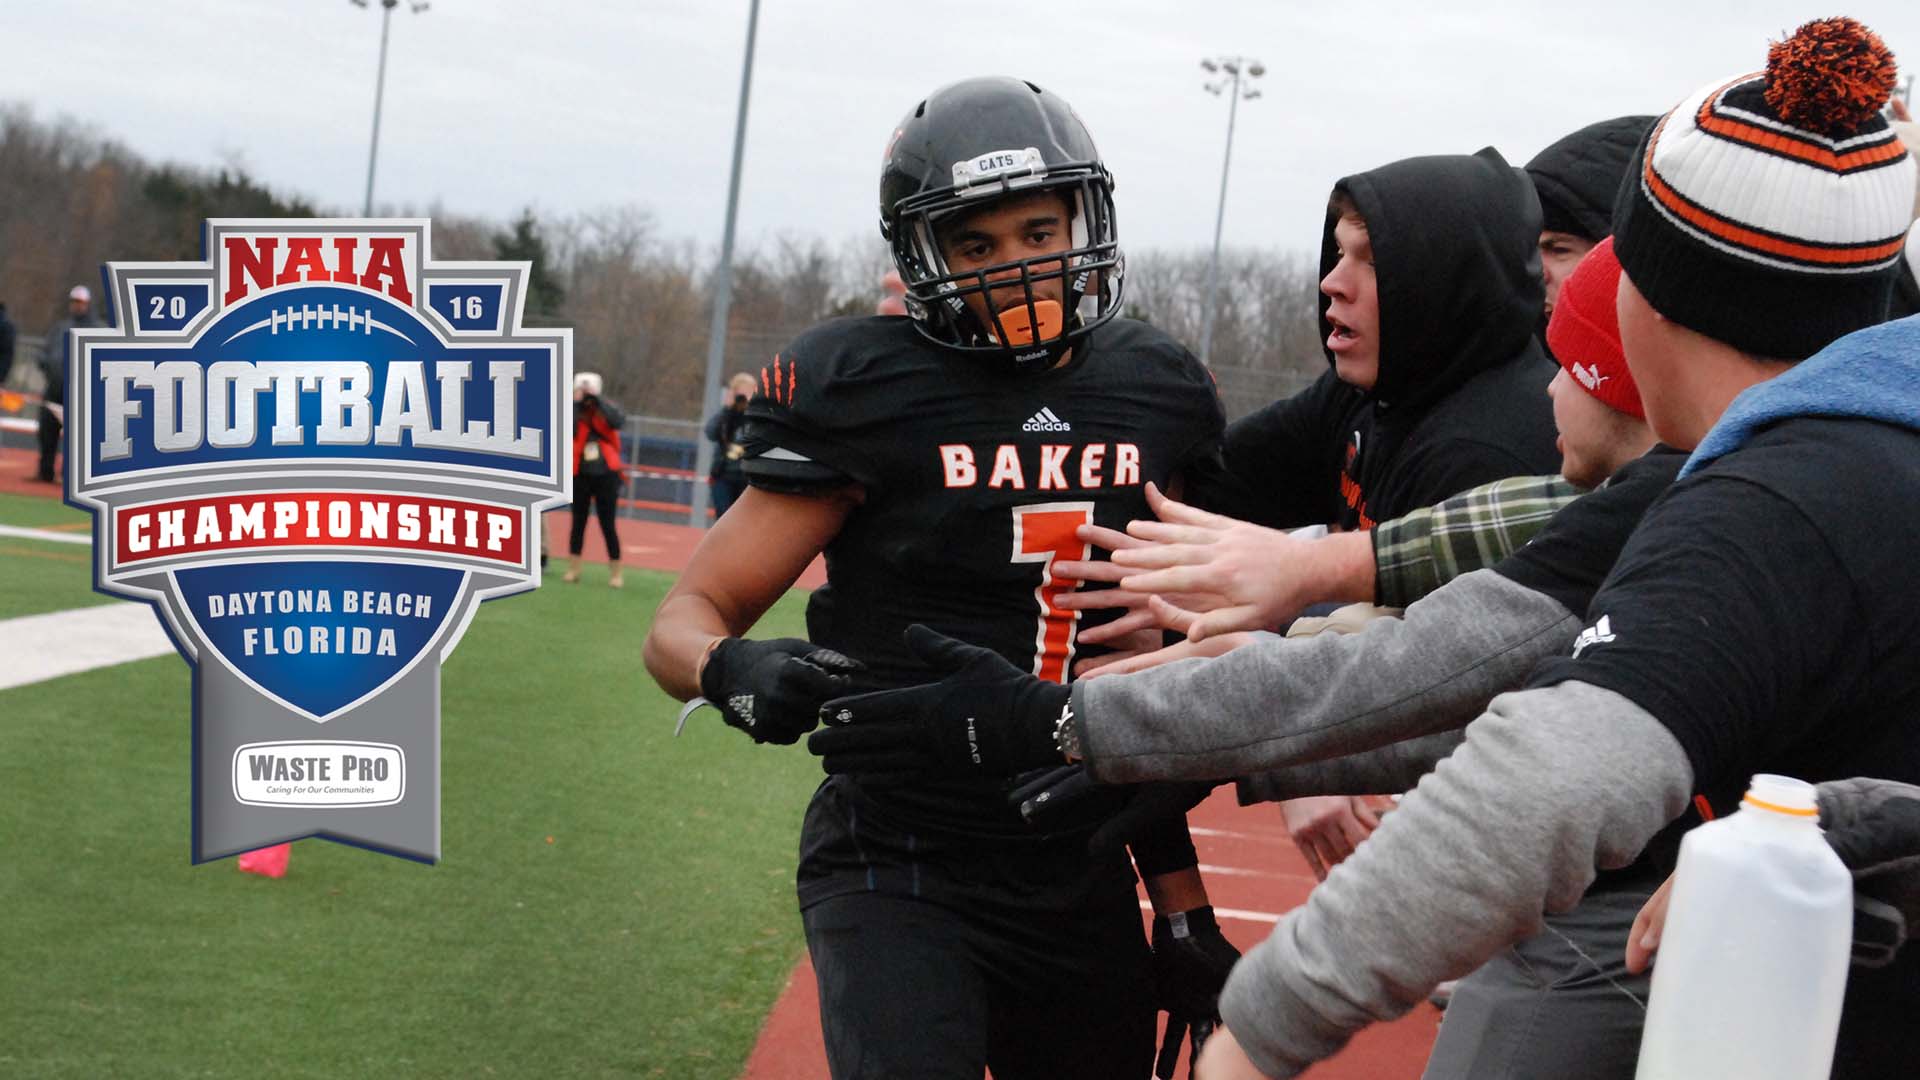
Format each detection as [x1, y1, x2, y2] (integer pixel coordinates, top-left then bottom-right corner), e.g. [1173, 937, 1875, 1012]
[1022, 407, 1072, 433]
[1571, 615, 1616, 659]
[1572, 361, 1610, 392]
[728, 693, 756, 728]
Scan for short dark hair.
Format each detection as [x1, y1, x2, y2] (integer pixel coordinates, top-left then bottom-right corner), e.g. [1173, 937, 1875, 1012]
[1327, 188, 1365, 226]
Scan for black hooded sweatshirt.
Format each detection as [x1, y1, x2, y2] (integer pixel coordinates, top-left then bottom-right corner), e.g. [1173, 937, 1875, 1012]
[1203, 148, 1560, 531]
[1524, 115, 1655, 243]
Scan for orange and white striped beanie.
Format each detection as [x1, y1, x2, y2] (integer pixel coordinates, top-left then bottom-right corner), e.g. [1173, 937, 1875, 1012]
[1613, 17, 1916, 360]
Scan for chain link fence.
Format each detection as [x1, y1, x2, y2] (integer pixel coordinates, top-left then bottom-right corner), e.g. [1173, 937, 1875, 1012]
[618, 414, 707, 523]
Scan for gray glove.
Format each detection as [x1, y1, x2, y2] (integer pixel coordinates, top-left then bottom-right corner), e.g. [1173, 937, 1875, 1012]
[1818, 778, 1920, 967]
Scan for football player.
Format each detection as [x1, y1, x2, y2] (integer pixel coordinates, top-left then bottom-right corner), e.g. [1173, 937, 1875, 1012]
[643, 77, 1237, 1078]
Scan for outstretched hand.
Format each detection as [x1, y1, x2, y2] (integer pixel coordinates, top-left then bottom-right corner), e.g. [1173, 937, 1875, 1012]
[1280, 794, 1393, 881]
[1102, 484, 1343, 642]
[1054, 521, 1231, 646]
[1194, 1026, 1272, 1080]
[808, 625, 1069, 777]
[1011, 766, 1219, 855]
[1075, 630, 1257, 679]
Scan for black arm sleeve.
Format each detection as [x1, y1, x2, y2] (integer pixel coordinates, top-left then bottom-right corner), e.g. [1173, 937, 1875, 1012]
[1129, 812, 1201, 878]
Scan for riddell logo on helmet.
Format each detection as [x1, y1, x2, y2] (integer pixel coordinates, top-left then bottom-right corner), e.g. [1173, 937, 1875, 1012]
[1022, 407, 1072, 432]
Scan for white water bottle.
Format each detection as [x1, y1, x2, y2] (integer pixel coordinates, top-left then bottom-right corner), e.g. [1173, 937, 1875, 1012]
[1634, 774, 1853, 1080]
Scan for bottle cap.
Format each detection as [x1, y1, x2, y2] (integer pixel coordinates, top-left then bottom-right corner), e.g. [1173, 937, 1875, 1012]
[1743, 773, 1820, 817]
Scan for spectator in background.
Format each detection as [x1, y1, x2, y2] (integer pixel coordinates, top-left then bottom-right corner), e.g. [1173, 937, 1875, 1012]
[703, 371, 757, 519]
[0, 301, 16, 388]
[1523, 115, 1654, 318]
[35, 285, 99, 484]
[565, 371, 625, 588]
[876, 269, 908, 316]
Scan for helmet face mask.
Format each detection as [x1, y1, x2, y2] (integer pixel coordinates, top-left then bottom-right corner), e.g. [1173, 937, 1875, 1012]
[881, 78, 1125, 372]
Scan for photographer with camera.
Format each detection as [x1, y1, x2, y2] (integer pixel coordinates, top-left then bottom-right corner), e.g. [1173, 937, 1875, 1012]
[703, 371, 757, 520]
[565, 371, 626, 587]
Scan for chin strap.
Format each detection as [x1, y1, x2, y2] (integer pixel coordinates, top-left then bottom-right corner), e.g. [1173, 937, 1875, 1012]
[985, 299, 1077, 373]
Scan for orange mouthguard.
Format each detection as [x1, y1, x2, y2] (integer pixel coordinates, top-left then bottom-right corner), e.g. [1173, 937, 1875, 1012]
[998, 299, 1063, 346]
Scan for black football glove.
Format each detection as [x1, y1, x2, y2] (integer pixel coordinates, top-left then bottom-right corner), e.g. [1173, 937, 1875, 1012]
[1014, 764, 1101, 826]
[808, 624, 1067, 776]
[1151, 905, 1241, 1079]
[1012, 767, 1218, 857]
[1825, 795, 1920, 967]
[698, 637, 863, 745]
[1091, 780, 1221, 859]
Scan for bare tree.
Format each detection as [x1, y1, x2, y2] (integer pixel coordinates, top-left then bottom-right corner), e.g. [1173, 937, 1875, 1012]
[1124, 247, 1325, 419]
[0, 105, 1328, 426]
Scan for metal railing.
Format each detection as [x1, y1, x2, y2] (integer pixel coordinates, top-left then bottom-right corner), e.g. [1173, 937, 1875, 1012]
[615, 414, 706, 521]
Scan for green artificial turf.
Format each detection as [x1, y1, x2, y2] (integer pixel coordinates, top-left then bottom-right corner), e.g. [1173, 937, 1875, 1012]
[0, 490, 92, 530]
[0, 491, 112, 619]
[0, 564, 822, 1079]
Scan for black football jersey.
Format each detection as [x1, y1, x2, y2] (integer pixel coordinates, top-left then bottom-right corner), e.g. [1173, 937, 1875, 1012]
[741, 315, 1225, 836]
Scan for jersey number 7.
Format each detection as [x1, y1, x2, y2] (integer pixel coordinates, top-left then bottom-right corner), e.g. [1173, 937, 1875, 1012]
[1011, 502, 1095, 684]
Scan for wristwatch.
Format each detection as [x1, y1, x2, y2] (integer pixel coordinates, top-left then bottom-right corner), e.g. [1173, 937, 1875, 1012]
[1052, 698, 1083, 762]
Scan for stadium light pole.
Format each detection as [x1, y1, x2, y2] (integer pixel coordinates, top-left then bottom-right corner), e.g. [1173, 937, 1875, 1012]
[690, 0, 761, 527]
[352, 0, 430, 216]
[1196, 56, 1263, 368]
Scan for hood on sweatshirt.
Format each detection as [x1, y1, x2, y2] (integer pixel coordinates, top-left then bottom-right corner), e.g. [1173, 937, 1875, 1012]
[1525, 116, 1656, 243]
[1683, 314, 1920, 478]
[1321, 147, 1544, 416]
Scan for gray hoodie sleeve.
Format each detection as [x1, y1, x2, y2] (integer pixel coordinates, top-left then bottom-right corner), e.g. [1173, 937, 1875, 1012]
[1073, 570, 1579, 784]
[1236, 729, 1467, 802]
[1217, 681, 1693, 1078]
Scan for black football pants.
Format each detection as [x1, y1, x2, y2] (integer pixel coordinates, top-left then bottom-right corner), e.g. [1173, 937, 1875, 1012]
[568, 469, 621, 559]
[798, 786, 1156, 1079]
[36, 405, 60, 482]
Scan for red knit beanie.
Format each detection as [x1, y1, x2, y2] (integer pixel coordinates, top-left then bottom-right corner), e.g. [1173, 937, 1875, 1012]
[1546, 237, 1643, 419]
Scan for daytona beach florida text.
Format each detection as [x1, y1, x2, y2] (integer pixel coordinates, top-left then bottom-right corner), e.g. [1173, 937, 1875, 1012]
[207, 587, 436, 657]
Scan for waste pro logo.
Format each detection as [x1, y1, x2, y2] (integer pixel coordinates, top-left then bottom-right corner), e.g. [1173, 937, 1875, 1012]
[67, 220, 571, 864]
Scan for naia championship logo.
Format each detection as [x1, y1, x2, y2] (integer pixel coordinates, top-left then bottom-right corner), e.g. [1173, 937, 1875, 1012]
[67, 220, 571, 864]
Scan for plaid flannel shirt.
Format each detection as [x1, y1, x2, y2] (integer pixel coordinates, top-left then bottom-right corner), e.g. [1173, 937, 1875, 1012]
[1370, 474, 1583, 608]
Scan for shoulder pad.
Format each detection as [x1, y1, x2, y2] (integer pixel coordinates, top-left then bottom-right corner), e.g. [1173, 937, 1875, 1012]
[739, 316, 927, 489]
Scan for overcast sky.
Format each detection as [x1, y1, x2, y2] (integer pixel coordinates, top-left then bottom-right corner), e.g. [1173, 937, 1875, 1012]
[10, 1, 1920, 259]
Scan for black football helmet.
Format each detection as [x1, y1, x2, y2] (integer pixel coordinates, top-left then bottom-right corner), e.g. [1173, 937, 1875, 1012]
[880, 77, 1123, 371]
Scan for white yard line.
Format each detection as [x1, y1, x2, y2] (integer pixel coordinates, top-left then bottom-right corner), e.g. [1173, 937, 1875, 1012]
[1188, 824, 1288, 843]
[0, 523, 92, 546]
[1195, 862, 1319, 886]
[0, 602, 177, 691]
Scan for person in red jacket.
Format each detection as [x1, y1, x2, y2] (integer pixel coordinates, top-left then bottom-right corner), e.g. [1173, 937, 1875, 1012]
[567, 371, 626, 587]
